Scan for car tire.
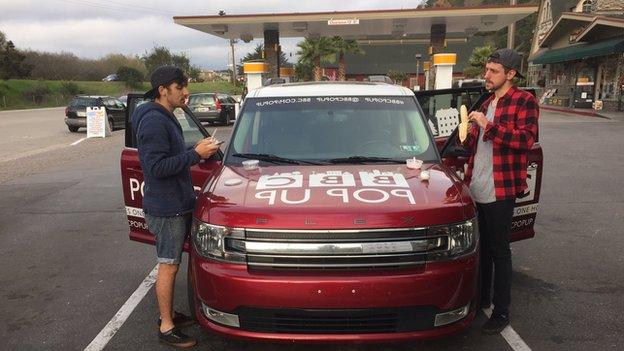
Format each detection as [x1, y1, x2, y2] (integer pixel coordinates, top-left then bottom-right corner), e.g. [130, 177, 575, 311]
[187, 258, 198, 321]
[68, 126, 79, 132]
[108, 119, 114, 132]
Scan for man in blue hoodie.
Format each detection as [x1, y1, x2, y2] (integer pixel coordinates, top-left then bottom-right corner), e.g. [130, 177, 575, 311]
[131, 66, 219, 348]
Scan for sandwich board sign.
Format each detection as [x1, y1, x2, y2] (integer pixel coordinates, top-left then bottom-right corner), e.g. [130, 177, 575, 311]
[86, 106, 109, 138]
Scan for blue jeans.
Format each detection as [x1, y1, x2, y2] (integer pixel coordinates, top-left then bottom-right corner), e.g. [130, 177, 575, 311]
[144, 213, 192, 265]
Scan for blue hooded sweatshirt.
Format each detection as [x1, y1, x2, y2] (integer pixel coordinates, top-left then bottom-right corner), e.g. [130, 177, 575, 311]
[131, 102, 200, 217]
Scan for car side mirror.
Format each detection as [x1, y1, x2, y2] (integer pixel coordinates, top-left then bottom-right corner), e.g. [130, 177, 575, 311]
[441, 129, 472, 158]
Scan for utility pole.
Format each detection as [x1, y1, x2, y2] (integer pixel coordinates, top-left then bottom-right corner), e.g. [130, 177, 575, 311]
[507, 0, 517, 49]
[230, 39, 237, 83]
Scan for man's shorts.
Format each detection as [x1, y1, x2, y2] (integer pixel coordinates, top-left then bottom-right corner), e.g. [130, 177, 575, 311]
[144, 213, 192, 265]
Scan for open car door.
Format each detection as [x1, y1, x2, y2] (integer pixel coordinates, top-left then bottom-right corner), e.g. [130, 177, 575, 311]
[415, 87, 543, 241]
[120, 94, 223, 250]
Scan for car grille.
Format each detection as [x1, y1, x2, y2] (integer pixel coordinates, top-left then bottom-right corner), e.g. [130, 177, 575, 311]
[227, 228, 447, 270]
[235, 306, 438, 333]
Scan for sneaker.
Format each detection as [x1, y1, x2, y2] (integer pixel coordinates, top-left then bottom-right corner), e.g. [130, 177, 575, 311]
[159, 327, 197, 348]
[158, 311, 196, 328]
[482, 313, 509, 334]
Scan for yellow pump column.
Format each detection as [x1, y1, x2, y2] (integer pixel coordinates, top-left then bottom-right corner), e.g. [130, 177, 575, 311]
[433, 53, 457, 90]
[244, 61, 269, 91]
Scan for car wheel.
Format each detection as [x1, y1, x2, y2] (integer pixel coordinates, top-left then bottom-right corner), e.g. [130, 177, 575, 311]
[68, 126, 79, 132]
[187, 258, 198, 321]
[108, 119, 114, 132]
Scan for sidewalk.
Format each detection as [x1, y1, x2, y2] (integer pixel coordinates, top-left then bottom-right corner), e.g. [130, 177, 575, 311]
[540, 104, 624, 121]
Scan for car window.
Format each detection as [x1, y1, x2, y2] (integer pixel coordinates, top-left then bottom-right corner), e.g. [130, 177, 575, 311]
[70, 97, 97, 108]
[227, 96, 437, 163]
[103, 99, 116, 108]
[126, 97, 207, 148]
[217, 95, 229, 103]
[418, 92, 467, 138]
[113, 99, 125, 108]
[188, 95, 215, 106]
[173, 107, 205, 146]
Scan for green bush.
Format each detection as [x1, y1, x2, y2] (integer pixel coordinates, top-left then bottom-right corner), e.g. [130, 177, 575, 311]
[59, 81, 80, 97]
[22, 81, 51, 103]
[0, 81, 9, 97]
[117, 66, 144, 88]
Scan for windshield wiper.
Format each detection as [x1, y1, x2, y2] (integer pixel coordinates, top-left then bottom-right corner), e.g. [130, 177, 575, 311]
[233, 153, 325, 165]
[326, 156, 404, 164]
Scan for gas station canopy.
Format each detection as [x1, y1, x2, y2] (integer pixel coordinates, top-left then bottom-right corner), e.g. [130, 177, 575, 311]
[174, 5, 538, 42]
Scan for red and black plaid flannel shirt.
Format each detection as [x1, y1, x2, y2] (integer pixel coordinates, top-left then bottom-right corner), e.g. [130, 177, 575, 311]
[462, 86, 539, 200]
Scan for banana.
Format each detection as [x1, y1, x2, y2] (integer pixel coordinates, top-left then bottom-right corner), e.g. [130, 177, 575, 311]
[459, 104, 468, 143]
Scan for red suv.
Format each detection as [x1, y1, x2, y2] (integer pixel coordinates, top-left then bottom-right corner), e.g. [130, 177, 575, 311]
[121, 82, 542, 342]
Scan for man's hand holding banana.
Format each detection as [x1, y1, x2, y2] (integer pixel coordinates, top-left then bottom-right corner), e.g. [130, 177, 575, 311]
[468, 110, 489, 129]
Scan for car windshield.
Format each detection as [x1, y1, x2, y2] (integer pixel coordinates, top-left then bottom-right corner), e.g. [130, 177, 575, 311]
[226, 96, 438, 164]
[188, 95, 215, 106]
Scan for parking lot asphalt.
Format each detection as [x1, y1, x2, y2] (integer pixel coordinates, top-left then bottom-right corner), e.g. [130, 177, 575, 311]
[0, 109, 622, 350]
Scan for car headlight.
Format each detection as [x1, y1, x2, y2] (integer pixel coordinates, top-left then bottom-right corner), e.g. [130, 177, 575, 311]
[191, 220, 246, 263]
[427, 218, 478, 261]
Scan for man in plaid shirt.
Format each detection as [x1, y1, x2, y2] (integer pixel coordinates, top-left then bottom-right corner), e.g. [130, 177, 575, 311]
[461, 48, 539, 334]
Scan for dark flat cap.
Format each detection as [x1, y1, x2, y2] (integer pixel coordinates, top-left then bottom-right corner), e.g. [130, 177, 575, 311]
[488, 48, 525, 79]
[144, 66, 188, 99]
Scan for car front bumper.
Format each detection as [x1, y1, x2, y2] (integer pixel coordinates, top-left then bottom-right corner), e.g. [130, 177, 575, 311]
[190, 253, 479, 342]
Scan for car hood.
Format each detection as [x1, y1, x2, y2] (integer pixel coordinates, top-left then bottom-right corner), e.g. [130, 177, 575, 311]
[196, 163, 474, 229]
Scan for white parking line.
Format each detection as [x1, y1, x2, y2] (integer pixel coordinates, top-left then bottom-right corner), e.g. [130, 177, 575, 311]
[84, 265, 158, 351]
[71, 138, 87, 146]
[483, 308, 532, 351]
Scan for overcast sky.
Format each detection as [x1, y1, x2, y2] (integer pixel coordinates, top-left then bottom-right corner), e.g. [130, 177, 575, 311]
[1, 0, 426, 70]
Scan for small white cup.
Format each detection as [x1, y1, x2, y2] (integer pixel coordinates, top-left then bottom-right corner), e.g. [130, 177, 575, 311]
[242, 159, 259, 170]
[406, 158, 423, 169]
[419, 170, 430, 181]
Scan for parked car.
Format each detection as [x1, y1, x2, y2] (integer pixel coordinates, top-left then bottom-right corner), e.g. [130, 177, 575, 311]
[121, 82, 542, 342]
[187, 93, 237, 125]
[263, 77, 287, 86]
[118, 95, 128, 107]
[102, 74, 119, 82]
[368, 75, 394, 84]
[65, 95, 126, 132]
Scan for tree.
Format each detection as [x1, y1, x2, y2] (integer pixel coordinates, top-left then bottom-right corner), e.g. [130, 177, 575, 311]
[0, 31, 31, 79]
[464, 45, 495, 78]
[117, 66, 144, 88]
[188, 66, 203, 82]
[387, 70, 409, 85]
[294, 60, 314, 82]
[331, 37, 364, 81]
[142, 46, 192, 76]
[238, 44, 290, 76]
[296, 37, 336, 81]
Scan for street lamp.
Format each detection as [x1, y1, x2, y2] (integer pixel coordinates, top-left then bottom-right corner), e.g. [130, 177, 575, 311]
[414, 53, 422, 91]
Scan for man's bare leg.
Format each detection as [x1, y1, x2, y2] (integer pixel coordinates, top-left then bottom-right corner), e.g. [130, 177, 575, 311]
[156, 263, 179, 333]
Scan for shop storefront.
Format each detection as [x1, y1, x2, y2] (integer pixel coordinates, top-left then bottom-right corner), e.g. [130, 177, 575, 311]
[533, 37, 624, 111]
[529, 10, 624, 112]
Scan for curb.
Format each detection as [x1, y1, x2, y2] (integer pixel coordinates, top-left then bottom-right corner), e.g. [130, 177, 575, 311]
[539, 105, 610, 119]
[0, 106, 65, 113]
